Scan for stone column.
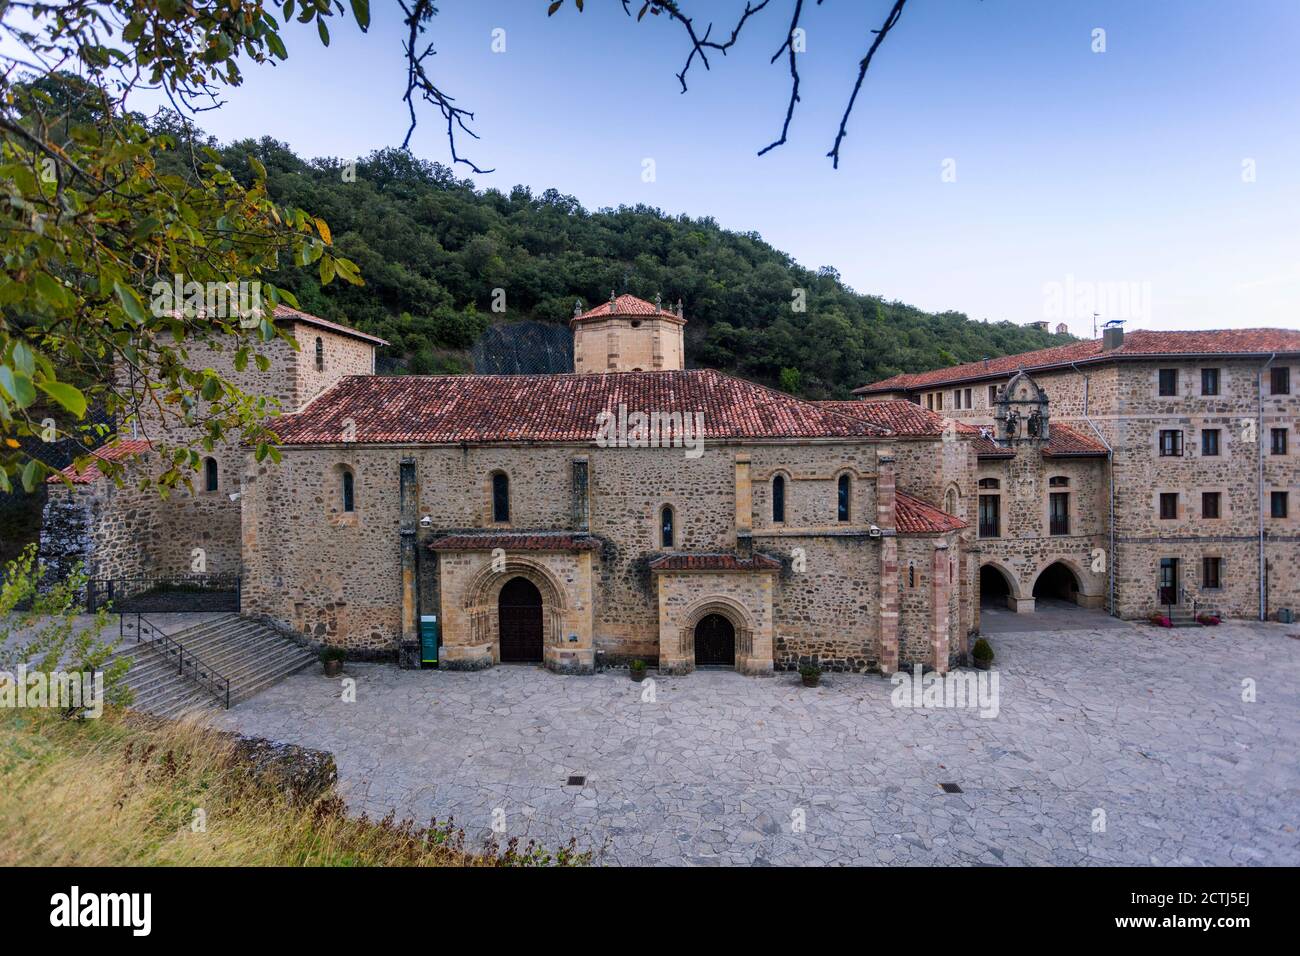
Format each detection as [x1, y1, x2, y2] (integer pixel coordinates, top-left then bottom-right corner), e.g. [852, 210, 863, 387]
[734, 453, 752, 557]
[877, 453, 899, 674]
[930, 541, 952, 673]
[398, 458, 420, 668]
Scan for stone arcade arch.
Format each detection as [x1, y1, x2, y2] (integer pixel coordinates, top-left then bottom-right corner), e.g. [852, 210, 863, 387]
[462, 558, 568, 665]
[979, 561, 1022, 611]
[674, 597, 756, 674]
[1029, 558, 1104, 609]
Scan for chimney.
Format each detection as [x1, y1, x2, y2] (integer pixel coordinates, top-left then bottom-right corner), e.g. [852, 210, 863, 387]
[1101, 326, 1124, 351]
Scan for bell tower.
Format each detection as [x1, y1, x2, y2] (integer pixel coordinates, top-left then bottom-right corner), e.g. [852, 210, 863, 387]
[993, 369, 1051, 445]
[570, 292, 686, 373]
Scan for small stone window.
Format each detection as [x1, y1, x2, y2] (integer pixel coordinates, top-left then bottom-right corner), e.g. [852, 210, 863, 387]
[908, 561, 916, 589]
[315, 336, 324, 372]
[978, 477, 1000, 490]
[1159, 492, 1178, 520]
[1271, 428, 1288, 456]
[341, 468, 355, 513]
[1271, 366, 1290, 396]
[1271, 491, 1289, 519]
[492, 472, 510, 523]
[1159, 429, 1184, 457]
[1202, 556, 1222, 590]
[772, 475, 786, 524]
[1202, 492, 1221, 519]
[1049, 475, 1069, 487]
[837, 474, 851, 522]
[660, 505, 675, 547]
[1201, 429, 1221, 456]
[203, 456, 218, 493]
[1201, 368, 1220, 396]
[1158, 368, 1178, 396]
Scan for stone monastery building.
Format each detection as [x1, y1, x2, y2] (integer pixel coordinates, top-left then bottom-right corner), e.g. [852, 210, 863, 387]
[44, 296, 1300, 677]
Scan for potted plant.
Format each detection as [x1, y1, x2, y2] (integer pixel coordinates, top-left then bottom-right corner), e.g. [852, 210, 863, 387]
[971, 638, 994, 670]
[321, 647, 345, 677]
[629, 659, 647, 682]
[1149, 613, 1173, 628]
[799, 664, 821, 688]
[1197, 613, 1220, 626]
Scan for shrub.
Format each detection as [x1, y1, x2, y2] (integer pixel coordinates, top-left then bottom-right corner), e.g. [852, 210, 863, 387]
[798, 663, 821, 678]
[319, 647, 345, 663]
[972, 638, 994, 662]
[1149, 614, 1173, 628]
[628, 659, 646, 672]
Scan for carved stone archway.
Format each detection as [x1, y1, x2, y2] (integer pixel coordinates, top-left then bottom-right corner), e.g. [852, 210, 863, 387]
[671, 596, 758, 675]
[460, 557, 569, 667]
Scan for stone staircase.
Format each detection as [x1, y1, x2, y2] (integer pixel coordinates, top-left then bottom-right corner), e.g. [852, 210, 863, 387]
[114, 614, 316, 718]
[1166, 604, 1218, 628]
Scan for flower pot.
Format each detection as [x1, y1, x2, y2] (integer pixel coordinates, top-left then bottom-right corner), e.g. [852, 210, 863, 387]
[973, 657, 991, 671]
[629, 668, 646, 683]
[801, 673, 820, 688]
[323, 658, 343, 677]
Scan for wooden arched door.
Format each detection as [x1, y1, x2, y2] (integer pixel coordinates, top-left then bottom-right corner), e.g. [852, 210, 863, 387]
[498, 577, 543, 663]
[694, 613, 736, 666]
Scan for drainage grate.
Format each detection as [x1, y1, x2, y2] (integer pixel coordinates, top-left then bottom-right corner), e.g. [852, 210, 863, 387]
[939, 782, 963, 794]
[566, 775, 586, 787]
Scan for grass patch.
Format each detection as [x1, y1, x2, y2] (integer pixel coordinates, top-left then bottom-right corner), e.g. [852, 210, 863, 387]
[0, 709, 589, 866]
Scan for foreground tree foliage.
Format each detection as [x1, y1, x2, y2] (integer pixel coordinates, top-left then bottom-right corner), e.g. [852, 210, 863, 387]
[0, 1, 370, 494]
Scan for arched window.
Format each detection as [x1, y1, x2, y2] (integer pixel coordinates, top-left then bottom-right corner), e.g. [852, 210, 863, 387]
[772, 475, 786, 523]
[203, 457, 218, 492]
[660, 505, 675, 548]
[492, 472, 510, 523]
[837, 474, 851, 522]
[908, 561, 916, 588]
[944, 486, 958, 515]
[1049, 475, 1069, 487]
[341, 468, 355, 513]
[978, 477, 1000, 490]
[314, 336, 324, 372]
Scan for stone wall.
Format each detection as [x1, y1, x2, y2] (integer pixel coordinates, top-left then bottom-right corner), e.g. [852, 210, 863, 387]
[572, 316, 685, 373]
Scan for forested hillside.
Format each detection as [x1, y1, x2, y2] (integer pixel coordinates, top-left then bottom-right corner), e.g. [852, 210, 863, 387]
[169, 128, 1072, 398]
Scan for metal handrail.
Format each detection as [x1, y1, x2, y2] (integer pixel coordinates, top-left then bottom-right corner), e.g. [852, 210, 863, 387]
[120, 612, 231, 709]
[88, 574, 241, 613]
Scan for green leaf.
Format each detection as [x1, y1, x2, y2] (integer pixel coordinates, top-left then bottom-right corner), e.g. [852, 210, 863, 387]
[319, 257, 336, 285]
[350, 0, 370, 30]
[37, 381, 87, 418]
[548, 1, 563, 15]
[21, 458, 42, 493]
[0, 367, 37, 408]
[266, 31, 288, 59]
[11, 342, 35, 376]
[249, 155, 268, 180]
[114, 282, 147, 323]
[200, 377, 219, 401]
[317, 18, 330, 46]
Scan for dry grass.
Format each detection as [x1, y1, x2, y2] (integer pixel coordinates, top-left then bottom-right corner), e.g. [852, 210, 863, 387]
[0, 709, 589, 866]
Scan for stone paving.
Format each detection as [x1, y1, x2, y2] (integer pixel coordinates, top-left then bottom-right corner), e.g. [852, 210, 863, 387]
[214, 617, 1300, 866]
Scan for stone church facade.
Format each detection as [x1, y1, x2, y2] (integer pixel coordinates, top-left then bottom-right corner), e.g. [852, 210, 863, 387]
[43, 297, 1299, 679]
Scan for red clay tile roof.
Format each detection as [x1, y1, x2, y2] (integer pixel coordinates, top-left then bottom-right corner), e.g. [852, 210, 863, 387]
[47, 439, 152, 485]
[819, 400, 951, 437]
[272, 369, 889, 445]
[971, 422, 1107, 458]
[895, 490, 967, 534]
[649, 553, 782, 572]
[854, 328, 1300, 394]
[571, 293, 684, 326]
[1043, 422, 1108, 457]
[428, 532, 601, 552]
[273, 304, 388, 347]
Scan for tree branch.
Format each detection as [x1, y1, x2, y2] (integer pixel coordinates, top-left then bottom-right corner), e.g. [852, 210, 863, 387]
[827, 0, 908, 168]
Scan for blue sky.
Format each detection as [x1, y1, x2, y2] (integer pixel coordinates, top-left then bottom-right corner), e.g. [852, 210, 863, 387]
[137, 0, 1299, 334]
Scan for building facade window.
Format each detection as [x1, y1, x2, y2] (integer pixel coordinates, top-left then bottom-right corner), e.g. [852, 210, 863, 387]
[660, 505, 674, 547]
[978, 493, 1000, 538]
[1271, 491, 1289, 519]
[772, 475, 786, 524]
[1159, 429, 1184, 457]
[964, 387, 972, 410]
[1201, 428, 1220, 456]
[203, 457, 218, 492]
[1202, 556, 1222, 590]
[1201, 491, 1220, 519]
[988, 385, 999, 406]
[315, 336, 324, 372]
[926, 394, 933, 410]
[1271, 366, 1290, 395]
[837, 474, 851, 522]
[1049, 492, 1069, 535]
[341, 468, 355, 513]
[1158, 368, 1178, 396]
[1271, 428, 1288, 455]
[1159, 492, 1178, 520]
[1201, 367, 1220, 396]
[492, 472, 510, 523]
[953, 389, 962, 409]
[1159, 557, 1179, 605]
